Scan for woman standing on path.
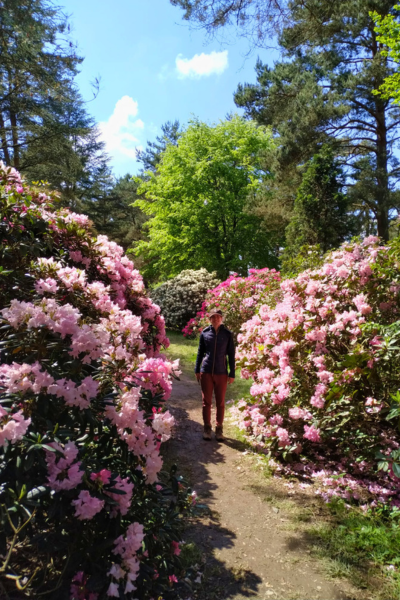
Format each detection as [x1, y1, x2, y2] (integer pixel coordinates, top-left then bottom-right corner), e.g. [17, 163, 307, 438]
[194, 309, 235, 441]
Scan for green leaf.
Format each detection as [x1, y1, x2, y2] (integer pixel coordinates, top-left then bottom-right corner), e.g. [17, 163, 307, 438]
[377, 461, 389, 472]
[392, 463, 400, 478]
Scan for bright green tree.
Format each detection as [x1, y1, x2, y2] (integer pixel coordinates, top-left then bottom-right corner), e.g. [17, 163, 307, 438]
[281, 146, 355, 272]
[373, 4, 400, 104]
[134, 115, 277, 281]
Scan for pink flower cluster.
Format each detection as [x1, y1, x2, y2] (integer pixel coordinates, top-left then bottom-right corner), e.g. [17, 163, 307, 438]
[152, 410, 175, 442]
[183, 267, 281, 338]
[0, 163, 183, 596]
[235, 238, 399, 452]
[264, 443, 400, 509]
[105, 475, 134, 516]
[0, 405, 31, 447]
[104, 387, 165, 484]
[46, 441, 83, 491]
[136, 357, 181, 401]
[0, 362, 99, 410]
[72, 490, 105, 520]
[70, 571, 98, 600]
[108, 522, 145, 596]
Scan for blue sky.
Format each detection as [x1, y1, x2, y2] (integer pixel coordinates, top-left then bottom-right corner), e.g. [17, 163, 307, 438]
[62, 0, 280, 177]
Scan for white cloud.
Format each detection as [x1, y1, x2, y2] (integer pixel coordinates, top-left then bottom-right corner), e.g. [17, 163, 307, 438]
[175, 50, 228, 79]
[99, 96, 144, 162]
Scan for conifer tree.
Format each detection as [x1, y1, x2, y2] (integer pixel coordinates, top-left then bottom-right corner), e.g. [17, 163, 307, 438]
[282, 146, 355, 272]
[83, 171, 147, 250]
[0, 0, 107, 207]
[136, 120, 181, 173]
[233, 1, 400, 241]
[173, 0, 400, 240]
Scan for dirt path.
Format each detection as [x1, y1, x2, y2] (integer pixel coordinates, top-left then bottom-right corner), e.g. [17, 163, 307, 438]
[165, 373, 362, 600]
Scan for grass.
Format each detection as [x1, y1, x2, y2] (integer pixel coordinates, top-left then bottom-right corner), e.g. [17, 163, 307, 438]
[307, 499, 400, 599]
[179, 541, 203, 570]
[164, 329, 252, 402]
[164, 330, 199, 372]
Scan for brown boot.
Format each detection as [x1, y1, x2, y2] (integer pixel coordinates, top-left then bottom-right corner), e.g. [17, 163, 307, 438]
[215, 425, 224, 441]
[203, 425, 212, 441]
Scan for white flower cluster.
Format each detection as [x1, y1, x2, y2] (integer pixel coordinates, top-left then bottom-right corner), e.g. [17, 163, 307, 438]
[151, 269, 220, 330]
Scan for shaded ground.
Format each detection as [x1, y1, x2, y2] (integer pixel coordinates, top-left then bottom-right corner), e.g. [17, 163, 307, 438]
[163, 370, 367, 600]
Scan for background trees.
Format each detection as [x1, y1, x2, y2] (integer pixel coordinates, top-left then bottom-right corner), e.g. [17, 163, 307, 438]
[134, 115, 278, 281]
[373, 3, 400, 104]
[82, 171, 148, 251]
[0, 0, 109, 207]
[234, 1, 400, 242]
[136, 120, 181, 173]
[282, 146, 355, 271]
[2, 0, 400, 286]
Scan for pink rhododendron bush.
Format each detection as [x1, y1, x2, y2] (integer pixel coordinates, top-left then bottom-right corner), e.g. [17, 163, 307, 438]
[183, 268, 281, 340]
[232, 238, 400, 509]
[0, 163, 194, 599]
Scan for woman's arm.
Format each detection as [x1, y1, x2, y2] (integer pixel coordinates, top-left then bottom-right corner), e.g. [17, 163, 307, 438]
[194, 333, 205, 375]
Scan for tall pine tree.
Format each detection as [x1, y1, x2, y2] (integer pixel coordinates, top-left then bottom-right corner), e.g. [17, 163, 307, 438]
[282, 146, 355, 272]
[234, 1, 400, 241]
[0, 0, 108, 208]
[136, 120, 181, 173]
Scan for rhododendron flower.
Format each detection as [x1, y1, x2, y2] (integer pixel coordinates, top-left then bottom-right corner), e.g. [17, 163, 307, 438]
[107, 582, 119, 597]
[72, 490, 104, 520]
[169, 574, 178, 583]
[276, 427, 290, 447]
[108, 564, 125, 580]
[106, 475, 134, 516]
[152, 410, 175, 442]
[171, 541, 181, 555]
[0, 409, 31, 447]
[90, 469, 111, 485]
[370, 336, 383, 347]
[303, 425, 321, 443]
[365, 397, 384, 414]
[269, 414, 283, 426]
[70, 571, 99, 600]
[289, 407, 312, 420]
[112, 522, 144, 586]
[46, 441, 83, 491]
[35, 277, 58, 294]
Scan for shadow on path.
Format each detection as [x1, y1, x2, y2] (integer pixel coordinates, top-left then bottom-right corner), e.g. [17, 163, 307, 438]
[163, 388, 262, 599]
[163, 374, 355, 600]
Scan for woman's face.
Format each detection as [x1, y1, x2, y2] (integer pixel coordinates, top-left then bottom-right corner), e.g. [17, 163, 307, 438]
[209, 314, 223, 329]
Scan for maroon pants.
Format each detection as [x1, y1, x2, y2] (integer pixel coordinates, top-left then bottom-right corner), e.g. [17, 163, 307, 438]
[201, 373, 228, 427]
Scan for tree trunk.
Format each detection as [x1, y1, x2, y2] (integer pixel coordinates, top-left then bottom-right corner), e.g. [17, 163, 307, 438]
[9, 109, 19, 170]
[0, 112, 10, 165]
[375, 98, 390, 241]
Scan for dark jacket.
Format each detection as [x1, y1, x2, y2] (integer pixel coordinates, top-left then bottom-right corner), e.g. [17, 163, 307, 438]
[195, 324, 235, 378]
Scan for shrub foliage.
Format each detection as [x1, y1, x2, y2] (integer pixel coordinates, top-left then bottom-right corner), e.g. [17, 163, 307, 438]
[0, 163, 193, 599]
[151, 269, 220, 331]
[183, 268, 281, 341]
[233, 238, 400, 507]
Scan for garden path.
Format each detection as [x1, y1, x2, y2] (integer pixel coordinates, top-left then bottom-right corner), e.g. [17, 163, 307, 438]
[165, 372, 363, 600]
